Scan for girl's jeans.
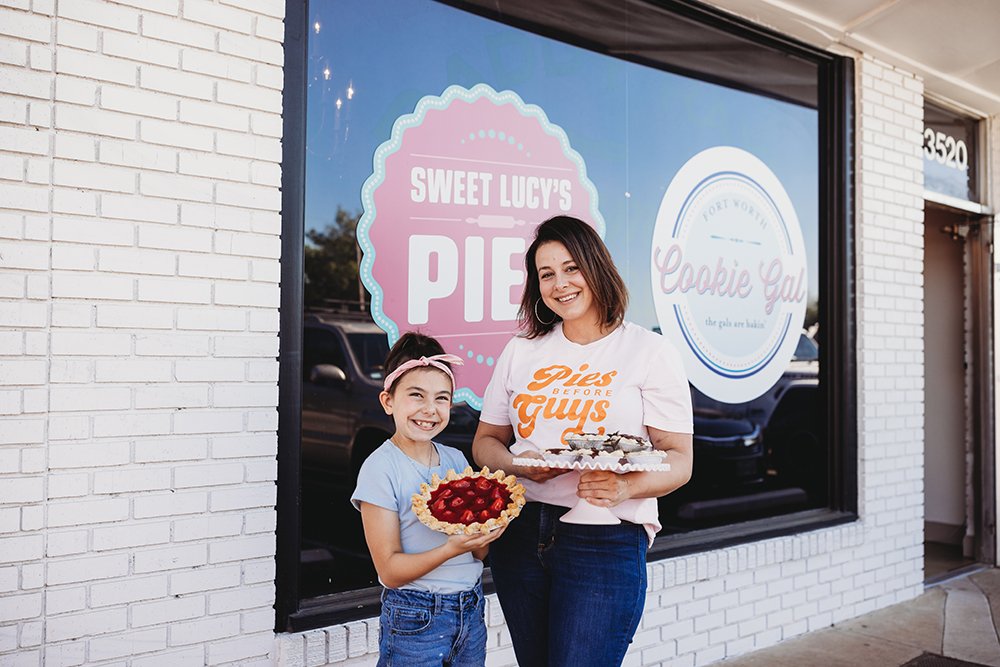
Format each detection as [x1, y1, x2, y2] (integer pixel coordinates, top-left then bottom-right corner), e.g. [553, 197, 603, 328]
[377, 583, 486, 667]
[488, 502, 648, 667]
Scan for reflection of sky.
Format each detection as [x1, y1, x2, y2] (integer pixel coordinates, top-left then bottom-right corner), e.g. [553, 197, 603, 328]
[924, 159, 973, 201]
[305, 0, 819, 330]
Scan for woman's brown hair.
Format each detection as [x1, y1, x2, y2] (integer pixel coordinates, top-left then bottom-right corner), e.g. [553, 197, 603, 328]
[517, 215, 628, 339]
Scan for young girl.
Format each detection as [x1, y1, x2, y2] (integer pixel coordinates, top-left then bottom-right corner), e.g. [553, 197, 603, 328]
[351, 332, 504, 667]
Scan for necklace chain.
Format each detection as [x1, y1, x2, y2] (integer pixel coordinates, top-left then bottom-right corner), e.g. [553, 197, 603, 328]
[391, 439, 438, 481]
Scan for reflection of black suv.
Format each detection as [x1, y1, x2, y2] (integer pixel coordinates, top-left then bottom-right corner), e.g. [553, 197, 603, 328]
[302, 312, 479, 485]
[661, 332, 822, 527]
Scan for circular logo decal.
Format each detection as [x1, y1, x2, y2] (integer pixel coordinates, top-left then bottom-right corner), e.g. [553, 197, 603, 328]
[650, 147, 807, 403]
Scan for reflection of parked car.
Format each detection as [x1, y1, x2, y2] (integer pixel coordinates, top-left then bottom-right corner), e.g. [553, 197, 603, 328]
[301, 312, 478, 485]
[662, 332, 822, 526]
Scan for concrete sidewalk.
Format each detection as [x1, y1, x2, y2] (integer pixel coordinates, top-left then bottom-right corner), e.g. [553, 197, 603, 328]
[717, 567, 1000, 667]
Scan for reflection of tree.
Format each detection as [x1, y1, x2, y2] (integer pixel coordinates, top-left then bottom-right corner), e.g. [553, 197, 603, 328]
[304, 207, 369, 311]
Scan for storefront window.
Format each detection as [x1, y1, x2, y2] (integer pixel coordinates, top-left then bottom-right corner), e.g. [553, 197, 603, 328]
[279, 0, 854, 628]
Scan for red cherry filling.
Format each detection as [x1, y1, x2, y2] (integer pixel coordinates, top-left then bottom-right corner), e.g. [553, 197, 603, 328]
[428, 476, 512, 525]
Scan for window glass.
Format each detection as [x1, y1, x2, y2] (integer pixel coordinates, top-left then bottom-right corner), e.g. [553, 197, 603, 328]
[923, 100, 979, 202]
[301, 0, 823, 599]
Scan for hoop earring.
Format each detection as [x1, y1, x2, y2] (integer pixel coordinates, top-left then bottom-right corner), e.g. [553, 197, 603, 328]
[534, 298, 556, 326]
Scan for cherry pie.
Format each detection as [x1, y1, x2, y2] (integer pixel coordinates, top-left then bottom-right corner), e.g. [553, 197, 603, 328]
[412, 466, 525, 535]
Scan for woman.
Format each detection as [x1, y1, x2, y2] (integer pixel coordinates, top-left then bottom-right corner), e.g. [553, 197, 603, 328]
[473, 215, 694, 667]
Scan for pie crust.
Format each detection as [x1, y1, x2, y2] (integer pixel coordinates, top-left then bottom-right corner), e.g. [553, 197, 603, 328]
[412, 466, 525, 535]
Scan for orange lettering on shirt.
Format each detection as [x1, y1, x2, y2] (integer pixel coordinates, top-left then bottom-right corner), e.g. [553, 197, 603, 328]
[512, 393, 546, 438]
[515, 365, 617, 440]
[527, 365, 572, 391]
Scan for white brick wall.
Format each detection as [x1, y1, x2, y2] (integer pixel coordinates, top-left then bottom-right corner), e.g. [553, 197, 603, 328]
[0, 0, 283, 665]
[274, 55, 929, 667]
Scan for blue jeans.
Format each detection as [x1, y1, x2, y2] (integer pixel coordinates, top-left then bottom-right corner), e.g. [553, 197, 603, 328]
[488, 502, 648, 667]
[377, 584, 486, 667]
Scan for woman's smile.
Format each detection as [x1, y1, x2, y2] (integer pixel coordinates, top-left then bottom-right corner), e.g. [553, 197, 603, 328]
[535, 240, 599, 331]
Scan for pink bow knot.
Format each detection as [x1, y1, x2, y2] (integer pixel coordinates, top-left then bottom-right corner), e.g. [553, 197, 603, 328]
[382, 353, 465, 391]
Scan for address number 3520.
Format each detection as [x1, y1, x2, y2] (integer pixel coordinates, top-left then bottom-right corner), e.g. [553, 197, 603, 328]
[923, 128, 968, 171]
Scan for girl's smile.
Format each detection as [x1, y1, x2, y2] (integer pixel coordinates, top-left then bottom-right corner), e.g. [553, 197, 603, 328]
[379, 367, 453, 450]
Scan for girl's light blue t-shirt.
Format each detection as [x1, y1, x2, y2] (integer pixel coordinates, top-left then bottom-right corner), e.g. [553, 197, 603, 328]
[350, 440, 483, 594]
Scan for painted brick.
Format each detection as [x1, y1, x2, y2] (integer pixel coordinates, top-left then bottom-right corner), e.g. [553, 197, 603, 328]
[103, 31, 179, 68]
[210, 432, 278, 459]
[250, 308, 281, 333]
[169, 564, 241, 594]
[47, 474, 89, 499]
[139, 63, 213, 101]
[48, 497, 129, 527]
[47, 554, 129, 585]
[133, 436, 208, 463]
[0, 66, 51, 100]
[90, 575, 167, 607]
[173, 408, 244, 433]
[0, 417, 45, 445]
[173, 462, 244, 488]
[102, 87, 176, 126]
[100, 139, 177, 173]
[46, 587, 87, 615]
[182, 0, 252, 33]
[0, 301, 47, 327]
[218, 31, 283, 65]
[212, 334, 278, 358]
[208, 534, 274, 564]
[170, 613, 241, 646]
[0, 8, 50, 42]
[53, 216, 134, 246]
[57, 0, 138, 31]
[135, 332, 210, 356]
[213, 383, 278, 407]
[95, 359, 172, 383]
[140, 13, 215, 49]
[179, 98, 249, 131]
[208, 484, 275, 512]
[139, 171, 213, 203]
[132, 646, 205, 667]
[47, 608, 128, 642]
[102, 193, 178, 224]
[179, 47, 252, 82]
[0, 535, 43, 563]
[133, 543, 207, 573]
[176, 307, 246, 331]
[93, 468, 172, 494]
[179, 152, 251, 182]
[137, 276, 212, 304]
[131, 595, 206, 627]
[134, 384, 209, 409]
[52, 244, 97, 270]
[49, 385, 131, 412]
[92, 411, 173, 438]
[133, 491, 207, 519]
[205, 631, 273, 665]
[88, 628, 168, 662]
[0, 592, 42, 623]
[174, 359, 246, 382]
[140, 118, 213, 151]
[51, 270, 134, 300]
[51, 331, 132, 355]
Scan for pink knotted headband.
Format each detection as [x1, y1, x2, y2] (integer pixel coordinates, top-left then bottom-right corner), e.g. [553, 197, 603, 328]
[382, 353, 465, 391]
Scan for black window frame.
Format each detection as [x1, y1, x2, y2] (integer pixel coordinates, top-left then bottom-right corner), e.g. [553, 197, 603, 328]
[276, 0, 856, 632]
